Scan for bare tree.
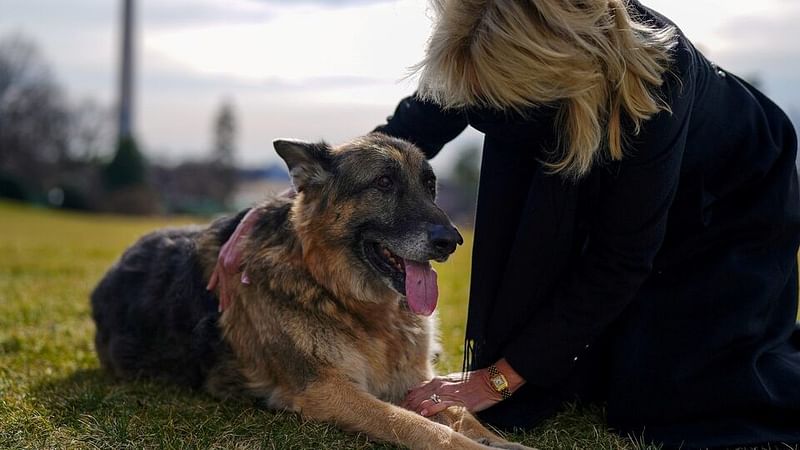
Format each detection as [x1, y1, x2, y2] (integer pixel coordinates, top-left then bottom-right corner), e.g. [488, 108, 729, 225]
[69, 99, 113, 162]
[211, 99, 237, 206]
[213, 100, 236, 166]
[0, 34, 71, 191]
[0, 34, 117, 209]
[0, 34, 48, 98]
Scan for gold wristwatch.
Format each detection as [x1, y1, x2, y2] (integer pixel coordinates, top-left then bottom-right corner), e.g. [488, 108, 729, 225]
[487, 364, 512, 400]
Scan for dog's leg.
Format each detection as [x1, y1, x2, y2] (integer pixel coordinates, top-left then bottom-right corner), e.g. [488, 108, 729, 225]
[433, 407, 537, 450]
[295, 376, 499, 450]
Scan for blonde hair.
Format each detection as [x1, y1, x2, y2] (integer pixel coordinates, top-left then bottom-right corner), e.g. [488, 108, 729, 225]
[414, 0, 677, 179]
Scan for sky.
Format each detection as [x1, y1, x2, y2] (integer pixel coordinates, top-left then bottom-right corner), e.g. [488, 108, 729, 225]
[2, 0, 799, 174]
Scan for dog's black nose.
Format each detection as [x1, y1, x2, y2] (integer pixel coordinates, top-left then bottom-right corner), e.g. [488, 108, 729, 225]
[428, 224, 462, 255]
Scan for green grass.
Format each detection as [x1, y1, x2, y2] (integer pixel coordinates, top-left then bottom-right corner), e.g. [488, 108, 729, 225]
[0, 200, 655, 449]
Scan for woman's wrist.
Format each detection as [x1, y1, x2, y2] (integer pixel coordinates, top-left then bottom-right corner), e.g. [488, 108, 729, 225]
[494, 358, 526, 393]
[479, 368, 504, 402]
[478, 358, 527, 404]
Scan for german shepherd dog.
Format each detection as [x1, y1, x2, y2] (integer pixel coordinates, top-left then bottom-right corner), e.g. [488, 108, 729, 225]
[91, 133, 531, 450]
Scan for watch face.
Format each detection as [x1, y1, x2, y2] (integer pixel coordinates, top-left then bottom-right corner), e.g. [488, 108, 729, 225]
[492, 376, 508, 391]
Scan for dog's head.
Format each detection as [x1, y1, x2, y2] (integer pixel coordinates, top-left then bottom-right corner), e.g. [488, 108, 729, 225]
[274, 133, 462, 316]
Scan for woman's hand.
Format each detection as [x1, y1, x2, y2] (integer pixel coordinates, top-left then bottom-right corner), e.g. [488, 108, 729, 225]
[207, 189, 295, 311]
[206, 207, 262, 311]
[401, 359, 526, 417]
[401, 369, 501, 417]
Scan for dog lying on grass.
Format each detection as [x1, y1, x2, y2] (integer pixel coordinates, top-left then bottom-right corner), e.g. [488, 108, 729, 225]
[91, 133, 532, 450]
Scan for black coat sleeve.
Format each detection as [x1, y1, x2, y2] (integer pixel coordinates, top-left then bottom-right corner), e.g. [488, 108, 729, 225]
[373, 94, 469, 159]
[503, 48, 697, 387]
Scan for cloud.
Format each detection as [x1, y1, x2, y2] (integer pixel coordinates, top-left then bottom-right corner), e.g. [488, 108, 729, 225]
[715, 8, 800, 59]
[143, 0, 398, 29]
[0, 0, 270, 31]
[253, 0, 395, 5]
[710, 7, 800, 109]
[138, 68, 387, 96]
[143, 1, 431, 84]
[141, 0, 273, 28]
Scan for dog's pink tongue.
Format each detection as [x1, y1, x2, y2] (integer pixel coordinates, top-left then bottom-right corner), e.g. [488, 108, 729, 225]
[404, 260, 438, 316]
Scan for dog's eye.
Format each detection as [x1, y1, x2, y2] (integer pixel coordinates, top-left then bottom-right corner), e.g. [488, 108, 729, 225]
[375, 176, 393, 191]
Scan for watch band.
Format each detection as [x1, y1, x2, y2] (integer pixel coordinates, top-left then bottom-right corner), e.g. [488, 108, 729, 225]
[488, 364, 513, 400]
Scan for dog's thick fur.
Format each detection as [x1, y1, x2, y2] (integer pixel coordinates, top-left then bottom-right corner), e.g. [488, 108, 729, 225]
[91, 134, 531, 450]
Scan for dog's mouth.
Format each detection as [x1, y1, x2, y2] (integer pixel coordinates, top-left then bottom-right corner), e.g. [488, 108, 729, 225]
[364, 241, 438, 316]
[365, 242, 406, 292]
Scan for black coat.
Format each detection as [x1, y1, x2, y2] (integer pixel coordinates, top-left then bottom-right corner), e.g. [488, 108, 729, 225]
[375, 2, 800, 448]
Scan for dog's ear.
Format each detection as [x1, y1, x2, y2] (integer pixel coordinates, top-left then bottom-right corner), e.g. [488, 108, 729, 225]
[273, 139, 333, 192]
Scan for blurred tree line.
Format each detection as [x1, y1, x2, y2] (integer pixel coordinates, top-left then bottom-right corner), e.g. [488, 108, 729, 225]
[0, 34, 238, 215]
[0, 33, 485, 220]
[0, 35, 107, 209]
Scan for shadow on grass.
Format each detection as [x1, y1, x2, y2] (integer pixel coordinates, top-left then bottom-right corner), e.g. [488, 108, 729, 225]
[28, 369, 398, 449]
[27, 369, 654, 450]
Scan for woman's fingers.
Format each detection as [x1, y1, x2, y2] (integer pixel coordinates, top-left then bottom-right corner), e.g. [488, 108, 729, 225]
[404, 369, 504, 417]
[222, 245, 238, 268]
[401, 385, 432, 409]
[401, 379, 441, 410]
[207, 208, 266, 311]
[417, 397, 461, 417]
[402, 378, 470, 414]
[218, 273, 229, 312]
[206, 266, 219, 291]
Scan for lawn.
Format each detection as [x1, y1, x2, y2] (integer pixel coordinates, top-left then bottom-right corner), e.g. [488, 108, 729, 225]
[0, 200, 655, 449]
